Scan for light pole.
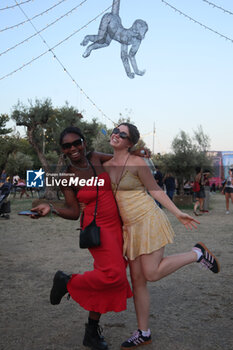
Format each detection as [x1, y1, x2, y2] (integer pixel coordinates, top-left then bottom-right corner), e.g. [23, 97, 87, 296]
[152, 122, 155, 155]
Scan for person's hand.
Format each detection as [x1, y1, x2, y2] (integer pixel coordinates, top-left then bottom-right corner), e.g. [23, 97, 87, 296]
[132, 147, 151, 158]
[176, 212, 200, 230]
[31, 204, 50, 218]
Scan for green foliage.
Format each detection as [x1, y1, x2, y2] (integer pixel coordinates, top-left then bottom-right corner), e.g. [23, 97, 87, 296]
[7, 100, 212, 196]
[0, 114, 12, 135]
[158, 127, 212, 192]
[10, 99, 85, 173]
[0, 114, 15, 171]
[6, 151, 34, 178]
[92, 127, 113, 154]
[7, 99, 116, 182]
[43, 101, 84, 153]
[12, 98, 53, 127]
[193, 125, 210, 152]
[0, 135, 20, 172]
[134, 138, 146, 150]
[45, 151, 59, 170]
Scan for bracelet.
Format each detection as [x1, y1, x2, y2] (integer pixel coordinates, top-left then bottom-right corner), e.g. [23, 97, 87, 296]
[49, 203, 59, 216]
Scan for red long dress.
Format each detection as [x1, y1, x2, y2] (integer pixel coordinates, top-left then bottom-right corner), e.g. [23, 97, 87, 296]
[67, 172, 132, 314]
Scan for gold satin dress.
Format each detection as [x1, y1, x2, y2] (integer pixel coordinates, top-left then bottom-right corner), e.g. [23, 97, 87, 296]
[112, 170, 175, 261]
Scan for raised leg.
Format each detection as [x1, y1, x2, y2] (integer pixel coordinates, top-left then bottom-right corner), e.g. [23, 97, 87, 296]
[140, 248, 197, 282]
[82, 38, 111, 58]
[81, 34, 100, 46]
[80, 13, 111, 47]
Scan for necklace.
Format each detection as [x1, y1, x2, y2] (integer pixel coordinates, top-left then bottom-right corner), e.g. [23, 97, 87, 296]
[70, 158, 90, 171]
[114, 153, 130, 196]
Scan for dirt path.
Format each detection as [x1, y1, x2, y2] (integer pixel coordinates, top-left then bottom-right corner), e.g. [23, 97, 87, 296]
[0, 193, 232, 350]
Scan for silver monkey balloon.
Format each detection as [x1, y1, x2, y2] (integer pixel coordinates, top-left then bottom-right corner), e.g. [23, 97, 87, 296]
[80, 0, 148, 79]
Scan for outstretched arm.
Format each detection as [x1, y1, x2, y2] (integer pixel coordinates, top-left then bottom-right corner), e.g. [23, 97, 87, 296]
[92, 148, 150, 164]
[92, 151, 113, 164]
[129, 41, 145, 76]
[135, 157, 199, 229]
[121, 44, 134, 78]
[31, 186, 80, 220]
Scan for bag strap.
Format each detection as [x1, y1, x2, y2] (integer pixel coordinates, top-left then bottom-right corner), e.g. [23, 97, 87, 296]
[80, 159, 99, 227]
[88, 160, 99, 219]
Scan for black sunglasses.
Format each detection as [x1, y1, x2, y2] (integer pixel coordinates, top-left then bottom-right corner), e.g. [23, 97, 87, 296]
[111, 127, 131, 140]
[62, 138, 83, 150]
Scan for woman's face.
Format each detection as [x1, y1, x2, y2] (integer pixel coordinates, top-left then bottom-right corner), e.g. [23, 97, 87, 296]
[61, 133, 86, 162]
[110, 124, 132, 150]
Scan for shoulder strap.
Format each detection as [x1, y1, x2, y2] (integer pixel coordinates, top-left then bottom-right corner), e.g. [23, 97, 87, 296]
[87, 159, 99, 220]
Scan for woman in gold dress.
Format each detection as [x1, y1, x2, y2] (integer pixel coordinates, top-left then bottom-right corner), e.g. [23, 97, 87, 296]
[104, 123, 220, 349]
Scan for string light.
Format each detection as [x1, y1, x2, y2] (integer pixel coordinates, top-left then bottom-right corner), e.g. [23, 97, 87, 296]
[160, 0, 233, 44]
[202, 0, 233, 16]
[0, 0, 88, 57]
[0, 0, 33, 11]
[0, 3, 114, 81]
[0, 0, 70, 32]
[9, 0, 116, 125]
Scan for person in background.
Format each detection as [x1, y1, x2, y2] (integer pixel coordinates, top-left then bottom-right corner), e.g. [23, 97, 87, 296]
[153, 165, 163, 208]
[0, 169, 7, 186]
[13, 174, 20, 186]
[17, 178, 30, 199]
[183, 180, 193, 196]
[210, 182, 216, 193]
[222, 168, 233, 214]
[163, 173, 176, 201]
[12, 174, 20, 198]
[154, 165, 163, 188]
[202, 170, 211, 213]
[193, 167, 205, 216]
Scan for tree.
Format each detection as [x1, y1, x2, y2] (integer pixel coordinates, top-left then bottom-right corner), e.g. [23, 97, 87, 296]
[160, 128, 212, 194]
[193, 125, 210, 152]
[6, 152, 34, 178]
[11, 99, 83, 199]
[0, 114, 15, 172]
[12, 99, 57, 173]
[0, 135, 20, 173]
[0, 114, 12, 135]
[42, 101, 83, 155]
[92, 126, 113, 154]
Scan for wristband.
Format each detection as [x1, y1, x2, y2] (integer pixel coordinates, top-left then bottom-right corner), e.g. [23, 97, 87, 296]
[49, 203, 59, 216]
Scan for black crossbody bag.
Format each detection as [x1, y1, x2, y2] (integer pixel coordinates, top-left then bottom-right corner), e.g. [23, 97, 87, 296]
[78, 161, 101, 249]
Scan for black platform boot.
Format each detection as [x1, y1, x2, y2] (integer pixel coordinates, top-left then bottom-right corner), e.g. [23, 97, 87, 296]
[83, 322, 108, 350]
[50, 270, 70, 305]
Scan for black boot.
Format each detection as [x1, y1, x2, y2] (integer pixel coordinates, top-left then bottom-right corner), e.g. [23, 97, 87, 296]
[83, 323, 108, 350]
[50, 270, 70, 305]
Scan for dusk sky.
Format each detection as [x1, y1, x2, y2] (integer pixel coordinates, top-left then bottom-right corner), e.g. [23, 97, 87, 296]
[1, 0, 233, 153]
